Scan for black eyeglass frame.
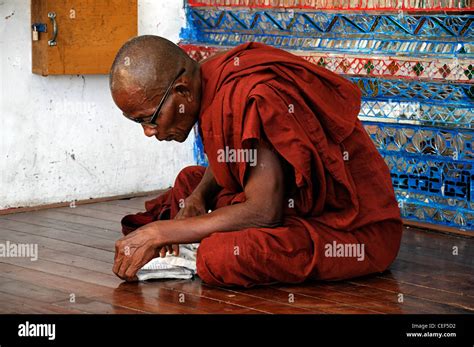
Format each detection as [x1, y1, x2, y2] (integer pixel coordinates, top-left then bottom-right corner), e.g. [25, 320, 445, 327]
[122, 68, 186, 127]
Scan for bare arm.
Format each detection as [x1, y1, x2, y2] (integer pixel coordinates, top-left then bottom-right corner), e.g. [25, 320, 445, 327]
[157, 143, 285, 243]
[189, 165, 221, 205]
[113, 143, 285, 280]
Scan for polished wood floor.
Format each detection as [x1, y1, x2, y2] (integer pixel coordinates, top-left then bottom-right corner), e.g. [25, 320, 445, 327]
[0, 194, 473, 314]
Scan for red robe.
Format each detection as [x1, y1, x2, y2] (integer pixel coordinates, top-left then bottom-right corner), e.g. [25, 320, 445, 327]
[122, 42, 403, 287]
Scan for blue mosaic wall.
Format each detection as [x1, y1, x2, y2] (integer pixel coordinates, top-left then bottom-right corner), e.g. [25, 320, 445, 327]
[179, 2, 474, 231]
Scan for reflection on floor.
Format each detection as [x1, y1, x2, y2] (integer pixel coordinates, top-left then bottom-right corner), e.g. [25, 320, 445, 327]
[0, 194, 473, 314]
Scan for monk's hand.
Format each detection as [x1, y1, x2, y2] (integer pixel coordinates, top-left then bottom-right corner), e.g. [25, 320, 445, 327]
[113, 222, 162, 281]
[169, 193, 207, 256]
[175, 193, 207, 220]
[157, 243, 179, 258]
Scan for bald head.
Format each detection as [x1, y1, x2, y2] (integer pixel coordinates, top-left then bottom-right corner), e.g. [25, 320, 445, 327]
[109, 35, 195, 112]
[109, 35, 202, 143]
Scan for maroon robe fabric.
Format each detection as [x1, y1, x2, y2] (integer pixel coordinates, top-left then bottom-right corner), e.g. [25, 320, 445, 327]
[121, 42, 403, 287]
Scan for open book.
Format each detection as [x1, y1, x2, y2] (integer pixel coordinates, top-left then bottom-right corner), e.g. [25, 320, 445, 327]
[137, 243, 199, 281]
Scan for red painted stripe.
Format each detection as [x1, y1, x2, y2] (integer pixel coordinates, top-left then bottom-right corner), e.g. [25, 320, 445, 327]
[187, 0, 473, 11]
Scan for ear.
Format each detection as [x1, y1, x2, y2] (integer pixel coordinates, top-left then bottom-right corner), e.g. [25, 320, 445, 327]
[174, 80, 193, 103]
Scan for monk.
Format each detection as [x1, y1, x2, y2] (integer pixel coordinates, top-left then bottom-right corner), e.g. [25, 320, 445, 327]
[109, 35, 403, 287]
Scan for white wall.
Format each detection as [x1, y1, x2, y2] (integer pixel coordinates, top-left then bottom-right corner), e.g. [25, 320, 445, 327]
[0, 0, 194, 209]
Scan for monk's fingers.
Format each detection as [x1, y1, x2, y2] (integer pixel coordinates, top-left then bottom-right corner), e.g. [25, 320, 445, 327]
[172, 244, 179, 256]
[123, 247, 157, 281]
[115, 242, 140, 280]
[197, 205, 208, 215]
[113, 258, 123, 279]
[123, 264, 140, 282]
[113, 240, 127, 278]
[114, 239, 124, 261]
[153, 247, 162, 258]
[113, 251, 124, 278]
[175, 213, 186, 220]
[174, 209, 184, 220]
[118, 258, 137, 282]
[113, 253, 123, 275]
[175, 206, 202, 220]
[116, 256, 130, 280]
[160, 247, 167, 258]
[153, 247, 165, 258]
[114, 244, 119, 263]
[118, 250, 141, 281]
[190, 206, 206, 217]
[125, 274, 138, 282]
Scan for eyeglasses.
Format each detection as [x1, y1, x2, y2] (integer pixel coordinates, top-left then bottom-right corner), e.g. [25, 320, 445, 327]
[122, 68, 186, 128]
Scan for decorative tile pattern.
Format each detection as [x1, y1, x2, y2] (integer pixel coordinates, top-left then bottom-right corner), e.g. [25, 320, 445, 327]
[180, 45, 474, 129]
[387, 155, 473, 206]
[370, 123, 474, 227]
[181, 44, 474, 82]
[305, 55, 474, 82]
[181, 32, 473, 57]
[397, 192, 473, 230]
[185, 9, 473, 39]
[385, 154, 474, 228]
[359, 101, 473, 129]
[181, 9, 474, 57]
[180, 44, 219, 62]
[181, 3, 474, 230]
[350, 77, 474, 106]
[364, 122, 474, 160]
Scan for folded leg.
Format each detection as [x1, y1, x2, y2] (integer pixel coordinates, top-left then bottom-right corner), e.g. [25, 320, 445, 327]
[121, 165, 243, 235]
[121, 165, 206, 234]
[196, 217, 402, 287]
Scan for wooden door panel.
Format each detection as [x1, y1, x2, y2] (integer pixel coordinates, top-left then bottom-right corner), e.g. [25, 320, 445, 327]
[32, 0, 137, 75]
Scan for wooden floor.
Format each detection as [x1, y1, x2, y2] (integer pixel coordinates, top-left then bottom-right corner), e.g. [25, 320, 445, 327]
[0, 194, 473, 314]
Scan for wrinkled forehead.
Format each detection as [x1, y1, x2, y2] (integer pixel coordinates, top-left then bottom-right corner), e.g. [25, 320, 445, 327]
[111, 82, 150, 115]
[110, 68, 167, 110]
